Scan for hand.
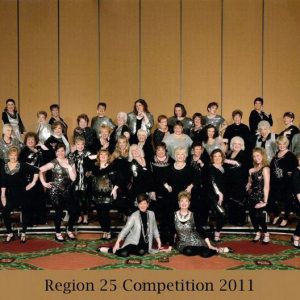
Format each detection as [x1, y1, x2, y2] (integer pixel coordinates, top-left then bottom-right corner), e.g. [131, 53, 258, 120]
[25, 182, 36, 191]
[111, 188, 117, 200]
[218, 193, 224, 205]
[112, 242, 120, 254]
[164, 184, 172, 193]
[255, 201, 267, 209]
[246, 182, 251, 191]
[149, 192, 156, 201]
[185, 184, 193, 193]
[43, 182, 52, 189]
[1, 195, 6, 207]
[85, 171, 92, 177]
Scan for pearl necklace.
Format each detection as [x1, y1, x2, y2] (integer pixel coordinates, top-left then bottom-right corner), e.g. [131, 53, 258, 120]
[139, 211, 150, 243]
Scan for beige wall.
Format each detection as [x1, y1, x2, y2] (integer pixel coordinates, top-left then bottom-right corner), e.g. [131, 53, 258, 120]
[0, 0, 300, 138]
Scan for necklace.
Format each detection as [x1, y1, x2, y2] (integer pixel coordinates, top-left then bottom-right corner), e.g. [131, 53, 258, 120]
[176, 210, 191, 222]
[139, 211, 149, 243]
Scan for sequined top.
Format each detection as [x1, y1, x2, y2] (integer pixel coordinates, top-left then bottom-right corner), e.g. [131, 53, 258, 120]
[37, 123, 52, 144]
[50, 159, 73, 194]
[0, 138, 21, 163]
[91, 116, 116, 137]
[249, 167, 267, 204]
[174, 212, 207, 252]
[203, 115, 225, 130]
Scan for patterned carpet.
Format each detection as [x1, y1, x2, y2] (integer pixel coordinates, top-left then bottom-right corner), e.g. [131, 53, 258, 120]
[0, 233, 299, 270]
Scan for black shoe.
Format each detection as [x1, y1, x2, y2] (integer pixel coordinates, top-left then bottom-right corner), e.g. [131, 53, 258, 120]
[4, 233, 14, 243]
[55, 233, 65, 242]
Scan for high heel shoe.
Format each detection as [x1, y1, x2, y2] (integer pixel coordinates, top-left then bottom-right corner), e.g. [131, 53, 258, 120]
[66, 231, 76, 240]
[4, 233, 14, 243]
[279, 219, 288, 227]
[20, 233, 26, 244]
[262, 233, 270, 245]
[252, 232, 261, 243]
[291, 236, 300, 248]
[55, 233, 65, 242]
[272, 216, 280, 225]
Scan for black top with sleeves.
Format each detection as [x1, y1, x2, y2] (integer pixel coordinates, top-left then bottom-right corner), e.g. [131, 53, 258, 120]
[249, 110, 273, 135]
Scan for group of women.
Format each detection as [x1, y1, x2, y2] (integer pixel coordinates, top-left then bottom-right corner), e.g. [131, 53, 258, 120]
[0, 97, 300, 258]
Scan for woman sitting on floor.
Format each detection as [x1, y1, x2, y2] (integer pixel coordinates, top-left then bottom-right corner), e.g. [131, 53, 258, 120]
[98, 193, 162, 257]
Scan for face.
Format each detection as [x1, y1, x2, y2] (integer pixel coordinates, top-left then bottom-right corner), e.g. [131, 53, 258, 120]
[259, 126, 269, 138]
[132, 147, 141, 158]
[233, 114, 242, 125]
[4, 127, 12, 137]
[174, 125, 183, 135]
[97, 105, 106, 116]
[6, 101, 15, 112]
[138, 200, 149, 212]
[179, 197, 190, 209]
[212, 152, 223, 164]
[100, 129, 110, 139]
[26, 137, 36, 148]
[277, 141, 288, 152]
[158, 118, 168, 130]
[175, 107, 183, 118]
[193, 146, 202, 156]
[207, 127, 215, 138]
[253, 151, 263, 165]
[118, 139, 127, 151]
[175, 150, 186, 163]
[38, 114, 46, 123]
[117, 114, 125, 126]
[254, 101, 262, 111]
[135, 102, 144, 113]
[79, 118, 87, 129]
[53, 125, 63, 136]
[232, 140, 242, 152]
[8, 152, 18, 163]
[138, 133, 147, 143]
[56, 147, 66, 159]
[208, 105, 217, 114]
[51, 108, 59, 118]
[75, 141, 85, 152]
[283, 116, 293, 126]
[156, 146, 166, 158]
[298, 157, 300, 167]
[99, 151, 108, 162]
[194, 116, 202, 127]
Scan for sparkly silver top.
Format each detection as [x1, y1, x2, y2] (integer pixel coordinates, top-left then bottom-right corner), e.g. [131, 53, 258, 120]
[37, 123, 52, 144]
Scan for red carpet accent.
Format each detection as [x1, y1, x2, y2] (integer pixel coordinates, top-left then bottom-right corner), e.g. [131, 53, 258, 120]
[0, 238, 63, 253]
[281, 257, 300, 268]
[220, 240, 292, 255]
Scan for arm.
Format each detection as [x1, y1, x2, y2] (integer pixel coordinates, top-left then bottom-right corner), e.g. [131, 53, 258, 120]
[151, 212, 162, 249]
[1, 187, 6, 207]
[2, 112, 9, 124]
[68, 163, 76, 182]
[39, 162, 54, 188]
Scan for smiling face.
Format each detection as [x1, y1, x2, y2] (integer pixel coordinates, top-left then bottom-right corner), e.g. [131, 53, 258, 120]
[179, 197, 190, 210]
[55, 147, 66, 159]
[131, 146, 142, 158]
[194, 116, 202, 127]
[138, 200, 149, 212]
[252, 151, 263, 165]
[51, 107, 59, 118]
[175, 149, 186, 163]
[137, 133, 147, 143]
[283, 116, 293, 126]
[259, 126, 270, 138]
[212, 151, 223, 165]
[232, 140, 242, 152]
[99, 151, 109, 163]
[100, 128, 110, 139]
[97, 105, 106, 117]
[117, 114, 125, 126]
[8, 151, 18, 163]
[254, 101, 263, 111]
[156, 146, 166, 158]
[3, 126, 12, 138]
[174, 107, 183, 118]
[277, 141, 288, 152]
[78, 118, 87, 129]
[193, 145, 203, 157]
[53, 125, 63, 136]
[233, 114, 242, 125]
[158, 118, 168, 130]
[208, 105, 217, 115]
[118, 138, 127, 151]
[38, 114, 46, 124]
[26, 137, 36, 148]
[75, 140, 85, 152]
[135, 102, 144, 113]
[6, 101, 15, 113]
[174, 125, 183, 135]
[207, 127, 215, 138]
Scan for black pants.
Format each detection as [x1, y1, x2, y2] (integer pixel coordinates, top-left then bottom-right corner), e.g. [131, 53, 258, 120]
[227, 197, 246, 226]
[249, 204, 268, 233]
[109, 244, 148, 257]
[182, 246, 217, 258]
[95, 203, 112, 232]
[191, 187, 210, 226]
[74, 190, 89, 215]
[1, 200, 19, 234]
[210, 197, 226, 232]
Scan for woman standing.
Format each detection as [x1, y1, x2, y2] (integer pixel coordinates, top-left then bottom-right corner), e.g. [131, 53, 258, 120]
[246, 147, 271, 244]
[292, 153, 300, 248]
[189, 113, 204, 142]
[39, 143, 77, 242]
[98, 194, 162, 257]
[168, 103, 193, 134]
[167, 191, 231, 256]
[1, 147, 39, 243]
[2, 99, 25, 142]
[202, 124, 227, 155]
[137, 129, 154, 162]
[111, 112, 130, 143]
[269, 136, 297, 227]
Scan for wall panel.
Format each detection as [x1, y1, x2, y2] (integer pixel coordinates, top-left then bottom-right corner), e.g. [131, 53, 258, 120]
[99, 0, 139, 120]
[19, 0, 58, 132]
[60, 0, 98, 137]
[0, 0, 18, 113]
[182, 0, 222, 117]
[141, 0, 180, 118]
[264, 0, 300, 131]
[222, 0, 262, 126]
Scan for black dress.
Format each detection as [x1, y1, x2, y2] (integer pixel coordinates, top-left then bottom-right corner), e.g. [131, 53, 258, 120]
[292, 168, 300, 236]
[249, 110, 273, 135]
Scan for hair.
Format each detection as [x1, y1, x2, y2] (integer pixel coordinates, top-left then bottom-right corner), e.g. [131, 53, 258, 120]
[157, 114, 168, 123]
[207, 101, 219, 111]
[192, 141, 203, 149]
[254, 97, 263, 105]
[7, 146, 19, 157]
[276, 135, 289, 146]
[283, 112, 295, 120]
[257, 120, 271, 130]
[133, 99, 149, 114]
[178, 191, 191, 203]
[210, 148, 225, 164]
[77, 113, 89, 125]
[203, 124, 219, 142]
[5, 99, 17, 113]
[155, 142, 167, 152]
[51, 121, 63, 131]
[111, 135, 130, 161]
[252, 147, 269, 167]
[173, 103, 187, 117]
[74, 136, 86, 144]
[230, 136, 245, 151]
[99, 124, 112, 135]
[232, 109, 243, 118]
[173, 120, 184, 129]
[50, 104, 59, 111]
[117, 112, 127, 123]
[54, 142, 66, 152]
[97, 102, 107, 110]
[37, 110, 47, 118]
[192, 112, 203, 123]
[128, 144, 145, 161]
[137, 128, 147, 137]
[96, 149, 111, 166]
[174, 146, 187, 159]
[297, 153, 300, 162]
[24, 132, 39, 145]
[137, 193, 150, 204]
[2, 124, 13, 135]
